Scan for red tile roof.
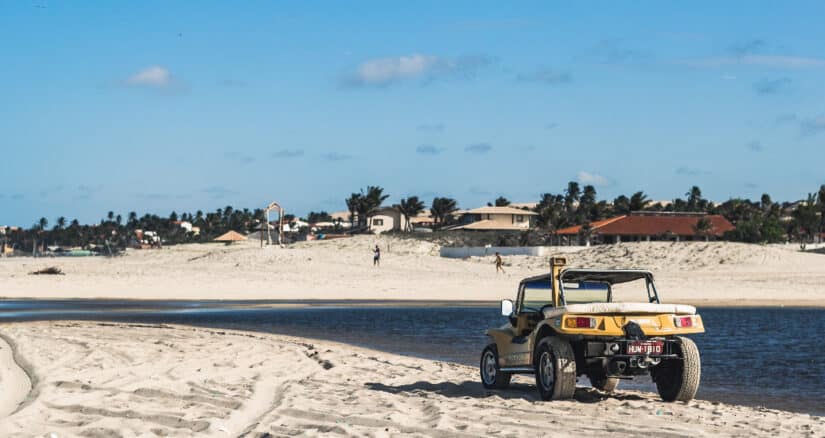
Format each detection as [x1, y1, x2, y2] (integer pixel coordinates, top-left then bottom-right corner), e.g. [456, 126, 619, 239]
[555, 216, 626, 235]
[556, 214, 734, 237]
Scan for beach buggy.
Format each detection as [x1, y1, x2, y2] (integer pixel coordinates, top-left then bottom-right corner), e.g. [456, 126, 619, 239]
[480, 257, 704, 402]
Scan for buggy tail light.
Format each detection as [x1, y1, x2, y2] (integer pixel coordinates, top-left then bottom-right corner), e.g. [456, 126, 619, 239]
[674, 316, 694, 328]
[565, 317, 597, 329]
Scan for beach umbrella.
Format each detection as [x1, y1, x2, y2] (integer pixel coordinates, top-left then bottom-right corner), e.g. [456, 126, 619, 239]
[214, 230, 247, 243]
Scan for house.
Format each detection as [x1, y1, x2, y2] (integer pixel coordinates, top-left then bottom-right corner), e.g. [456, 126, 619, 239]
[369, 207, 408, 234]
[409, 213, 436, 230]
[554, 212, 735, 245]
[311, 220, 351, 231]
[449, 206, 538, 231]
[280, 218, 309, 233]
[329, 211, 352, 223]
[170, 221, 199, 236]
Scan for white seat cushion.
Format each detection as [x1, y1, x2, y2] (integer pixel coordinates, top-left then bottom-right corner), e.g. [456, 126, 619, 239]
[543, 302, 696, 318]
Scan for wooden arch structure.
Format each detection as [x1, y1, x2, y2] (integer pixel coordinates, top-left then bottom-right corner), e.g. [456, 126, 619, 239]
[262, 201, 284, 246]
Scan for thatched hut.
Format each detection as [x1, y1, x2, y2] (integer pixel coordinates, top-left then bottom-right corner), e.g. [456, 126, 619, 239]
[214, 230, 247, 244]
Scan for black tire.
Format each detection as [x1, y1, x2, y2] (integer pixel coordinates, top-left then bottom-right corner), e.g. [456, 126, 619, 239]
[652, 336, 701, 402]
[480, 344, 511, 389]
[590, 374, 620, 393]
[534, 337, 576, 400]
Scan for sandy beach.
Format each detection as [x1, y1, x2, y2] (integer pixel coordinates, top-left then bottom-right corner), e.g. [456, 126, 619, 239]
[1, 236, 824, 306]
[0, 321, 820, 437]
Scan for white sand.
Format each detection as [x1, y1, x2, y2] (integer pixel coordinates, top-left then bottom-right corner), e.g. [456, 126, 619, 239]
[0, 334, 32, 419]
[1, 236, 823, 306]
[0, 322, 821, 437]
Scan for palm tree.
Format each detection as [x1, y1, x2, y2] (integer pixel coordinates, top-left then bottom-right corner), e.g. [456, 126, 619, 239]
[38, 217, 48, 231]
[535, 193, 565, 231]
[760, 193, 773, 212]
[128, 212, 138, 228]
[56, 217, 67, 230]
[578, 185, 597, 222]
[818, 185, 825, 234]
[629, 191, 650, 211]
[693, 217, 714, 241]
[107, 211, 115, 222]
[564, 181, 580, 218]
[344, 186, 389, 230]
[493, 196, 510, 207]
[398, 196, 426, 231]
[430, 197, 458, 228]
[613, 195, 631, 215]
[686, 186, 705, 212]
[364, 186, 389, 212]
[793, 193, 819, 242]
[345, 193, 362, 227]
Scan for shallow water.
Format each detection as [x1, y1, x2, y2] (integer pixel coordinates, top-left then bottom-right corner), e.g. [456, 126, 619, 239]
[1, 300, 822, 416]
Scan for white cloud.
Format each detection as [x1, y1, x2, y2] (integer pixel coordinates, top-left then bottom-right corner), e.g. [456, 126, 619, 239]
[577, 171, 611, 186]
[125, 66, 173, 87]
[357, 54, 438, 84]
[342, 54, 491, 87]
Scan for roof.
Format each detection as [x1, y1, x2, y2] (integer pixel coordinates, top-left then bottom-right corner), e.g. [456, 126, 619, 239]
[409, 214, 435, 224]
[312, 221, 337, 227]
[449, 220, 530, 231]
[214, 230, 247, 241]
[465, 206, 538, 216]
[555, 214, 734, 237]
[555, 216, 627, 235]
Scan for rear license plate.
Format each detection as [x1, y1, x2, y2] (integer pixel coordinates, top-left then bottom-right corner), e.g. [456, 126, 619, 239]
[627, 340, 663, 355]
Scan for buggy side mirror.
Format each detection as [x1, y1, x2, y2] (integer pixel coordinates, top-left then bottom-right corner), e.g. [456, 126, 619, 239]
[500, 299, 514, 317]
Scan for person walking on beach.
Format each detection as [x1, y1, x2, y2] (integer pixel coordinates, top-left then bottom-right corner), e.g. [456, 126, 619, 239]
[495, 252, 505, 274]
[373, 244, 381, 266]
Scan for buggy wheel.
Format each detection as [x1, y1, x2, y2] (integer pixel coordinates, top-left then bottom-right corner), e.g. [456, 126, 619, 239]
[534, 337, 576, 400]
[480, 344, 511, 389]
[652, 336, 701, 402]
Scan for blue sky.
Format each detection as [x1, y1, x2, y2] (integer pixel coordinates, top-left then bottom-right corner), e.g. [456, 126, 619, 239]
[2, 1, 824, 226]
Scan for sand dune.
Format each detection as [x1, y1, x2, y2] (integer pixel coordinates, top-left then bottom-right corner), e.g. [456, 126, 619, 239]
[1, 236, 823, 306]
[0, 322, 821, 437]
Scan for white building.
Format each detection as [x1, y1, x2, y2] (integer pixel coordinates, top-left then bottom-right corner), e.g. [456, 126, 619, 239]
[369, 207, 408, 234]
[449, 206, 538, 231]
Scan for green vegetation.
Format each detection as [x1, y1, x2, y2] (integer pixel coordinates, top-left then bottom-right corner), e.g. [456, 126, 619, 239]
[2, 183, 824, 253]
[398, 196, 426, 232]
[430, 197, 459, 229]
